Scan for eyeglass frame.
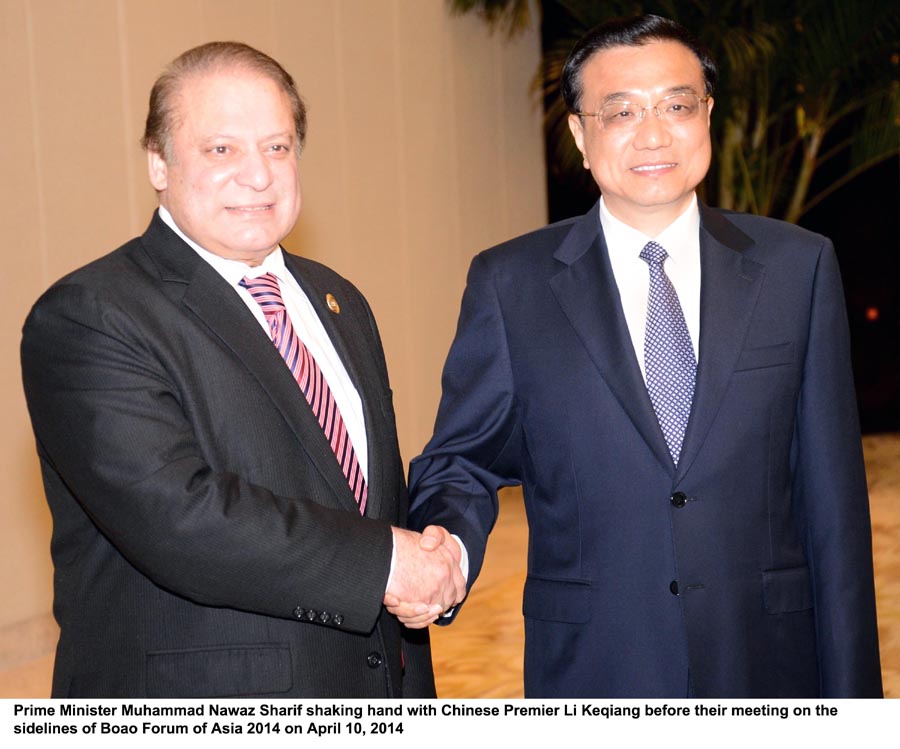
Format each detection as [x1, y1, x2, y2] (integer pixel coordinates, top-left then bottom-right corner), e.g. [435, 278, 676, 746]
[573, 92, 712, 130]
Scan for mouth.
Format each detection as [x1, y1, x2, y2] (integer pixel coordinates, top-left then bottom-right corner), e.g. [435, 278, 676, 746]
[631, 163, 677, 173]
[226, 204, 275, 213]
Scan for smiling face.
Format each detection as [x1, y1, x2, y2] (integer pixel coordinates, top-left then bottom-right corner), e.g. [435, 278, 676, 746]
[568, 40, 713, 235]
[147, 66, 302, 265]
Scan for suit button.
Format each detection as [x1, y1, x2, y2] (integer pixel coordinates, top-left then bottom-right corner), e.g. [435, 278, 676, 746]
[318, 611, 331, 624]
[367, 652, 383, 669]
[333, 614, 344, 626]
[670, 580, 679, 595]
[670, 492, 687, 508]
[293, 607, 306, 620]
[305, 609, 318, 622]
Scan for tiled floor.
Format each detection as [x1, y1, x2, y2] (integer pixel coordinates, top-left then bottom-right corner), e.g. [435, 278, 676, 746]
[866, 433, 900, 697]
[3, 434, 898, 698]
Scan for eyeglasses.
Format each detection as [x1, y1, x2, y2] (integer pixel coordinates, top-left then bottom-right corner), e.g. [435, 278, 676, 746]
[575, 92, 711, 131]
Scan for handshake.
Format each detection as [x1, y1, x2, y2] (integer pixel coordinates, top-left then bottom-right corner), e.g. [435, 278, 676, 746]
[384, 525, 467, 628]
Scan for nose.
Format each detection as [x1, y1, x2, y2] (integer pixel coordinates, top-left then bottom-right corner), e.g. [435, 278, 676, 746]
[235, 150, 274, 190]
[632, 108, 672, 149]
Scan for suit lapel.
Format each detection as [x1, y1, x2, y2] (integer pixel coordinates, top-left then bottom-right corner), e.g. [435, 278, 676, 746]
[548, 203, 766, 478]
[141, 214, 363, 513]
[674, 206, 764, 481]
[283, 254, 390, 519]
[549, 204, 673, 471]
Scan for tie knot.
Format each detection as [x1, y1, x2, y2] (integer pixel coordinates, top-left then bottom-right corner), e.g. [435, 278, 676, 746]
[639, 241, 668, 267]
[240, 272, 285, 316]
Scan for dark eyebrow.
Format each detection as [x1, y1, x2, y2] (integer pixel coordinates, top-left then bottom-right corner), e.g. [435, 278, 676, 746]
[600, 91, 634, 105]
[261, 131, 295, 142]
[599, 84, 700, 106]
[196, 131, 296, 148]
[198, 134, 237, 144]
[663, 85, 700, 96]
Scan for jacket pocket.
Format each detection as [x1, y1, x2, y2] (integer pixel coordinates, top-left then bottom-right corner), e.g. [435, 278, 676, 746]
[522, 575, 591, 624]
[762, 566, 813, 614]
[146, 644, 292, 697]
[734, 342, 793, 372]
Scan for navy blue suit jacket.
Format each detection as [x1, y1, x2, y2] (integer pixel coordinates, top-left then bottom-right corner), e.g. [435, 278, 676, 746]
[409, 202, 881, 698]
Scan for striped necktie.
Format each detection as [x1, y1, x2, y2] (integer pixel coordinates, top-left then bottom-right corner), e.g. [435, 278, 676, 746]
[640, 241, 696, 464]
[241, 273, 367, 514]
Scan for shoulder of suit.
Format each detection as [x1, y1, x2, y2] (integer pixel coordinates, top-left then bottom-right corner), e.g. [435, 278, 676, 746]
[24, 235, 159, 341]
[282, 251, 365, 296]
[475, 214, 584, 269]
[704, 206, 829, 246]
[38, 236, 148, 301]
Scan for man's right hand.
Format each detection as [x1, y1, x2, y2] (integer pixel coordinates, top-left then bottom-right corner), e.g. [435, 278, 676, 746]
[383, 526, 466, 628]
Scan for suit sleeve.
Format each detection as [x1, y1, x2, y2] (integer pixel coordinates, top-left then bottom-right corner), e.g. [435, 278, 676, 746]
[357, 281, 438, 695]
[21, 281, 392, 634]
[408, 254, 523, 606]
[791, 240, 882, 696]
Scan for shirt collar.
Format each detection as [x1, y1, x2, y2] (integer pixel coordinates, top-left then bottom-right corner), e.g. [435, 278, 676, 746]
[157, 205, 286, 286]
[599, 194, 699, 265]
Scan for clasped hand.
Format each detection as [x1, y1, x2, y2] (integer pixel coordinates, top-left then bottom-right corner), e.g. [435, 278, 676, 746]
[384, 525, 466, 628]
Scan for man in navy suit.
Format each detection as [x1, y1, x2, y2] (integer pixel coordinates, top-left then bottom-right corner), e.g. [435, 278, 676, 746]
[400, 15, 882, 697]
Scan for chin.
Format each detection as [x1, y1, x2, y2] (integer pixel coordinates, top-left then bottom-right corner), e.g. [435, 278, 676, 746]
[236, 231, 282, 251]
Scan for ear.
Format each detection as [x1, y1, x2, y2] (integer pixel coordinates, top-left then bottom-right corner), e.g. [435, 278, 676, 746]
[705, 96, 714, 125]
[147, 149, 168, 192]
[567, 113, 590, 170]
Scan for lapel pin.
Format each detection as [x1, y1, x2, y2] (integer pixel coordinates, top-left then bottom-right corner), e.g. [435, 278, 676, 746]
[326, 293, 340, 314]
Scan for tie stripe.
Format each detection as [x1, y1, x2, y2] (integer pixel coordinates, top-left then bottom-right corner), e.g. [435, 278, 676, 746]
[241, 273, 368, 513]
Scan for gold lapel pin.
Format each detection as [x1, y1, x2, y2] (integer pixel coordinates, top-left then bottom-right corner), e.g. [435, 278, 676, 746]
[326, 293, 340, 314]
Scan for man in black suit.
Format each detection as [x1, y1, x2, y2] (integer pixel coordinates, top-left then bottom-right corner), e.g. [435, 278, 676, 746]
[21, 41, 463, 698]
[402, 16, 881, 697]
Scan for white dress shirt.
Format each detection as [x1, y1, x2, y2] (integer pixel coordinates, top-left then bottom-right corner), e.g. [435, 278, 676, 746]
[157, 206, 368, 479]
[600, 194, 702, 378]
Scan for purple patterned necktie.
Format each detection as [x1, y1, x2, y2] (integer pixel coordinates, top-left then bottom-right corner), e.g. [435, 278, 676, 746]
[640, 241, 696, 464]
[241, 273, 367, 513]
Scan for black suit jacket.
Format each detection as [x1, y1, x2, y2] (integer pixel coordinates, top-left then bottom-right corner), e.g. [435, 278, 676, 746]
[410, 202, 881, 697]
[22, 212, 434, 698]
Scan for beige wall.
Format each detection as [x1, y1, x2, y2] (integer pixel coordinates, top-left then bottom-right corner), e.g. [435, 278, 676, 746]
[0, 0, 546, 663]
